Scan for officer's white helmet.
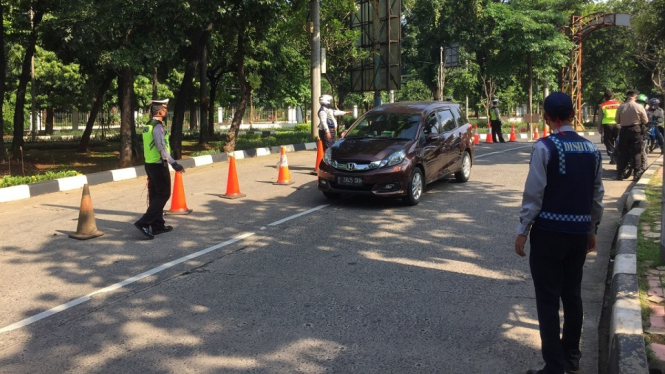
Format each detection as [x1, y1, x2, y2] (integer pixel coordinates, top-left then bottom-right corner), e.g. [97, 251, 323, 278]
[320, 95, 333, 105]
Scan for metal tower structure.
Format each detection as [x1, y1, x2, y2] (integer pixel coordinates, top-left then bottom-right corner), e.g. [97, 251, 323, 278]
[560, 13, 631, 129]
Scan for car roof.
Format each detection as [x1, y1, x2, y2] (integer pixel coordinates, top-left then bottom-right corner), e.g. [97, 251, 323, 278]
[367, 101, 459, 114]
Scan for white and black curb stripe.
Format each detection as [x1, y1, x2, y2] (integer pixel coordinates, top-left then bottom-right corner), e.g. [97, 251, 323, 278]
[0, 142, 317, 204]
[608, 156, 662, 374]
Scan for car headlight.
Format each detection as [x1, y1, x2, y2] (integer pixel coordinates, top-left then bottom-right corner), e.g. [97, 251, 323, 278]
[323, 148, 333, 165]
[379, 150, 405, 168]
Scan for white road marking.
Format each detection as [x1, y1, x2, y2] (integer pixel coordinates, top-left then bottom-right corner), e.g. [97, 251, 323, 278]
[474, 145, 533, 160]
[268, 205, 329, 226]
[1, 203, 334, 334]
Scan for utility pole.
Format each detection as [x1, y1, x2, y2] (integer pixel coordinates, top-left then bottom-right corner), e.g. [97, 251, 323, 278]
[310, 0, 321, 140]
[30, 8, 36, 141]
[465, 60, 469, 121]
[439, 47, 443, 101]
[372, 0, 381, 107]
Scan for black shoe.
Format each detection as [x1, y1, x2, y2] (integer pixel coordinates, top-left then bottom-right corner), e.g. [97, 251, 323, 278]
[152, 225, 173, 235]
[615, 174, 624, 180]
[134, 222, 154, 239]
[609, 159, 616, 165]
[633, 171, 643, 181]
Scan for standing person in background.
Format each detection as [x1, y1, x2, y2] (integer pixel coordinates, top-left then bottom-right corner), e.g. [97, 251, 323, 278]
[318, 94, 350, 151]
[515, 92, 604, 374]
[648, 98, 665, 154]
[615, 90, 648, 180]
[134, 99, 185, 240]
[490, 99, 505, 143]
[597, 90, 621, 164]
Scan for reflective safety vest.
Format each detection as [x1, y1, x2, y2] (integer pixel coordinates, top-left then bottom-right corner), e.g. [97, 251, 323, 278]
[489, 107, 499, 121]
[600, 100, 621, 125]
[142, 119, 170, 164]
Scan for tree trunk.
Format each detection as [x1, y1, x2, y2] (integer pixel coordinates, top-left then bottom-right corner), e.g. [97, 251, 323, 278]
[189, 101, 198, 131]
[170, 22, 213, 159]
[45, 107, 54, 135]
[224, 33, 250, 153]
[208, 80, 218, 139]
[79, 71, 114, 152]
[199, 45, 208, 144]
[0, 2, 5, 163]
[152, 66, 158, 99]
[119, 67, 134, 167]
[12, 11, 43, 158]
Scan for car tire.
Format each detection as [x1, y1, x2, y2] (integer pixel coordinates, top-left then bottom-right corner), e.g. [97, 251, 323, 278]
[322, 191, 341, 199]
[403, 167, 424, 206]
[455, 151, 471, 183]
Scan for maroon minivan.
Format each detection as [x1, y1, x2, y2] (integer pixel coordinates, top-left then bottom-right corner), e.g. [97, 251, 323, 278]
[318, 101, 474, 205]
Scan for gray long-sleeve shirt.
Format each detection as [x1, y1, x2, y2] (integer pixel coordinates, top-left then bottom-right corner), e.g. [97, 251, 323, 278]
[152, 121, 175, 165]
[516, 125, 605, 236]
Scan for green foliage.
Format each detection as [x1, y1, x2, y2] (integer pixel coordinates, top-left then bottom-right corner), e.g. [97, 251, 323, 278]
[294, 123, 310, 132]
[219, 132, 312, 151]
[395, 78, 432, 101]
[0, 170, 79, 188]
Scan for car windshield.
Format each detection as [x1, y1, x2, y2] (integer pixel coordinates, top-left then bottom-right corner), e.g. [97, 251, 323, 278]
[346, 112, 421, 140]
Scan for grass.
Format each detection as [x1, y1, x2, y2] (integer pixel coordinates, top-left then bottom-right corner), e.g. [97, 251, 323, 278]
[638, 168, 665, 350]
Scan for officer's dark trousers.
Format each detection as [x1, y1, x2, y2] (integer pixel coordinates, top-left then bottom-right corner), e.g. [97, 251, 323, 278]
[617, 125, 643, 175]
[529, 226, 588, 374]
[319, 128, 336, 151]
[137, 162, 171, 229]
[602, 124, 619, 158]
[490, 120, 505, 142]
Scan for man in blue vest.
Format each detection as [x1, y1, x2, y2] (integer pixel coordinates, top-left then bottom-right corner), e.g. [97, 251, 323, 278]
[134, 99, 185, 239]
[515, 92, 605, 374]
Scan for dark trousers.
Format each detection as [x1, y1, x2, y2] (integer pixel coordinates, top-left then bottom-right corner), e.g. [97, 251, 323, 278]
[602, 124, 619, 159]
[617, 125, 643, 174]
[319, 128, 336, 151]
[529, 226, 588, 374]
[491, 120, 505, 143]
[136, 162, 171, 229]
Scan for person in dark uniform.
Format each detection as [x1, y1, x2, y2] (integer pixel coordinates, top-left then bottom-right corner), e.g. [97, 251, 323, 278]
[515, 92, 604, 374]
[134, 99, 185, 239]
[317, 94, 350, 151]
[490, 98, 505, 143]
[615, 90, 648, 180]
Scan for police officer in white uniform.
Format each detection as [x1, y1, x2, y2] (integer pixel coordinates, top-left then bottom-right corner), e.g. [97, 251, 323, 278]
[318, 94, 350, 151]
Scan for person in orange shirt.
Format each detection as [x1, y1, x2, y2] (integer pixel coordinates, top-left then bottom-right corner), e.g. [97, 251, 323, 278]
[597, 90, 621, 164]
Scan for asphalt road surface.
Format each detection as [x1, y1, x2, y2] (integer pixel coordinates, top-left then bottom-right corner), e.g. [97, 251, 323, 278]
[0, 136, 648, 373]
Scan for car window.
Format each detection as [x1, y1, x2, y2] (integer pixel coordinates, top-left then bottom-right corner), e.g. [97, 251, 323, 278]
[423, 113, 439, 135]
[346, 112, 421, 140]
[453, 107, 466, 127]
[438, 110, 456, 132]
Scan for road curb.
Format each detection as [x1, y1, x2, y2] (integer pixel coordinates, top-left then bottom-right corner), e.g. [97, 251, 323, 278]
[608, 156, 663, 374]
[0, 141, 317, 204]
[478, 131, 597, 141]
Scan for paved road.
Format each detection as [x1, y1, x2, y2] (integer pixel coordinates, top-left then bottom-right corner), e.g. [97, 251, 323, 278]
[0, 137, 651, 373]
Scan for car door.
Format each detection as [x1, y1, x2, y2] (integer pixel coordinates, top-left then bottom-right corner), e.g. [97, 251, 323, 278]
[437, 109, 459, 174]
[419, 111, 443, 183]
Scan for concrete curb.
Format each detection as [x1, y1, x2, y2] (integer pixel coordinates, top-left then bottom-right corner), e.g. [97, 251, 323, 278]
[478, 132, 597, 141]
[0, 142, 317, 204]
[608, 156, 663, 374]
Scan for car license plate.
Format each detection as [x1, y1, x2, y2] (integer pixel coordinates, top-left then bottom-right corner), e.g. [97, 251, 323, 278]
[337, 176, 363, 186]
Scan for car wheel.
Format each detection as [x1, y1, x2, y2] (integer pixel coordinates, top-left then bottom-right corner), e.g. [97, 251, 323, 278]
[322, 191, 341, 199]
[455, 151, 471, 183]
[403, 167, 424, 206]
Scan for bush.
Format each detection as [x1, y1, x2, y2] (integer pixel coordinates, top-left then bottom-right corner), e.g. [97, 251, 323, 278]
[190, 150, 219, 157]
[219, 132, 313, 151]
[1, 170, 79, 188]
[294, 123, 310, 132]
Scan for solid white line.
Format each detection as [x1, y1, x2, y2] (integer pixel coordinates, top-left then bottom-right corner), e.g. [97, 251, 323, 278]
[474, 145, 533, 160]
[268, 205, 329, 226]
[0, 232, 255, 334]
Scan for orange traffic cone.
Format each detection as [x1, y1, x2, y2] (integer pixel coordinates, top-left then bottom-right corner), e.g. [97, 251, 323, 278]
[275, 146, 295, 185]
[310, 140, 324, 175]
[69, 184, 104, 240]
[165, 171, 192, 215]
[221, 156, 246, 199]
[485, 124, 494, 143]
[508, 125, 517, 142]
[542, 123, 549, 138]
[473, 124, 480, 145]
[532, 125, 540, 140]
